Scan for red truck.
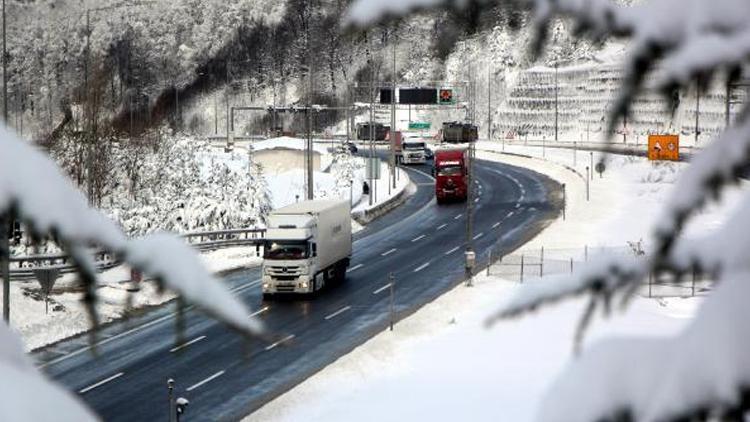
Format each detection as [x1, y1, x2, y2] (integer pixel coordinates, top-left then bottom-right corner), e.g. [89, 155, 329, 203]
[434, 148, 468, 204]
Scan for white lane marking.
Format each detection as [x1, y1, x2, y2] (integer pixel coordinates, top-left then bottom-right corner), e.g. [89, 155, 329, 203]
[169, 336, 207, 353]
[437, 223, 448, 231]
[411, 234, 426, 242]
[414, 262, 430, 273]
[186, 370, 225, 392]
[381, 248, 397, 256]
[232, 279, 262, 294]
[265, 334, 295, 351]
[346, 264, 363, 273]
[492, 222, 501, 229]
[515, 203, 521, 209]
[454, 214, 463, 220]
[445, 246, 460, 256]
[507, 211, 515, 218]
[325, 306, 352, 321]
[249, 306, 270, 318]
[474, 198, 480, 203]
[473, 233, 484, 240]
[373, 284, 392, 295]
[39, 278, 265, 369]
[79, 372, 124, 394]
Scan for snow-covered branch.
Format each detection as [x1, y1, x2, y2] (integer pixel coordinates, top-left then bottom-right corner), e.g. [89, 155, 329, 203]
[0, 324, 97, 421]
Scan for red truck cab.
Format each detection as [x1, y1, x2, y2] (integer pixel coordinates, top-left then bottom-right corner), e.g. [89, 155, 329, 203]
[434, 148, 468, 204]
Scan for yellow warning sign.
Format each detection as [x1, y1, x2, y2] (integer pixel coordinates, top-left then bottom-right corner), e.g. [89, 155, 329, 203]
[648, 135, 680, 161]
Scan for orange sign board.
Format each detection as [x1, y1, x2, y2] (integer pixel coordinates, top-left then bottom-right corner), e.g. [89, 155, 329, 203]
[648, 135, 680, 161]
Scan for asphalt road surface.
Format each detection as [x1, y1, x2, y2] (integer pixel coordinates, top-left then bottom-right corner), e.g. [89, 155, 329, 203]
[34, 156, 561, 421]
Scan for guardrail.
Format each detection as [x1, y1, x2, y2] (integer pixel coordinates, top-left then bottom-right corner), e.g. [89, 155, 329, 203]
[9, 228, 266, 281]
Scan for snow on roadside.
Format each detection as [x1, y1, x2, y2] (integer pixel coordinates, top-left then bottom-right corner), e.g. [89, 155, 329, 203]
[6, 246, 261, 352]
[248, 145, 744, 421]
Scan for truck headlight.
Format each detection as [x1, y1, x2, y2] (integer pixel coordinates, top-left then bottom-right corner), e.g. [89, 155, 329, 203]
[300, 281, 309, 289]
[263, 283, 271, 290]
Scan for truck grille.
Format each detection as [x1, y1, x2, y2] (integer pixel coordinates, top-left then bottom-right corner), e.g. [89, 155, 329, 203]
[276, 284, 297, 292]
[267, 266, 301, 276]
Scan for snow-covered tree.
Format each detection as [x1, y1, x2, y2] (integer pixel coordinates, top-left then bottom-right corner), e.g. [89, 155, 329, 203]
[349, 0, 750, 420]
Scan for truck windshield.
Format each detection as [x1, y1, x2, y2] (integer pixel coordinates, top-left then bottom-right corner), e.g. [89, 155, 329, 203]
[264, 240, 309, 260]
[404, 142, 425, 150]
[437, 165, 463, 176]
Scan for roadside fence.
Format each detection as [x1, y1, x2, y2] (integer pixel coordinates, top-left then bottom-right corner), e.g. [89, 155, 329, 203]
[9, 228, 266, 281]
[485, 245, 712, 299]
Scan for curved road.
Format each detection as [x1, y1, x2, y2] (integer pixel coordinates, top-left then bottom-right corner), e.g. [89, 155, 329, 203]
[34, 157, 561, 421]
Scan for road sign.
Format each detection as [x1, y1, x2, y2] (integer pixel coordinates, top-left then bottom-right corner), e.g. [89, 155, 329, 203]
[648, 134, 680, 161]
[34, 268, 59, 315]
[408, 122, 431, 130]
[399, 88, 437, 105]
[438, 89, 454, 104]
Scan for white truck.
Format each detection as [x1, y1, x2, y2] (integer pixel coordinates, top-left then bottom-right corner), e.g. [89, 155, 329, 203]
[262, 200, 352, 297]
[401, 140, 427, 164]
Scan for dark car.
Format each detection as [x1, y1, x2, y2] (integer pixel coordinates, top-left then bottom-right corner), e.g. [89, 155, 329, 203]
[346, 142, 358, 153]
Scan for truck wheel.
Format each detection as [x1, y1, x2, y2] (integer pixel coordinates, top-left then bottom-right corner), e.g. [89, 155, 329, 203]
[336, 263, 347, 282]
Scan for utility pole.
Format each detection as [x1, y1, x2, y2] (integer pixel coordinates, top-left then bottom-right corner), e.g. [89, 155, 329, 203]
[465, 141, 476, 285]
[487, 65, 492, 142]
[695, 80, 700, 145]
[368, 37, 375, 207]
[554, 62, 559, 142]
[2, 0, 6, 126]
[306, 47, 314, 200]
[390, 32, 397, 190]
[1, 0, 7, 324]
[725, 78, 731, 129]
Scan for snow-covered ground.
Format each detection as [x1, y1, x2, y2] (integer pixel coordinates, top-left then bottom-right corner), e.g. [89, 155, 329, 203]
[6, 247, 262, 352]
[248, 143, 745, 421]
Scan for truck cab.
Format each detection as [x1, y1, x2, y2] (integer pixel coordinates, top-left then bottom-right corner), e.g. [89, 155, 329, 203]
[262, 200, 352, 297]
[434, 148, 468, 204]
[401, 140, 427, 164]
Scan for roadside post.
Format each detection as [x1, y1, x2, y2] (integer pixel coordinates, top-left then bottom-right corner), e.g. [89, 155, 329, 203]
[168, 378, 176, 422]
[586, 166, 590, 201]
[389, 272, 395, 331]
[465, 250, 476, 287]
[175, 397, 189, 422]
[562, 183, 566, 220]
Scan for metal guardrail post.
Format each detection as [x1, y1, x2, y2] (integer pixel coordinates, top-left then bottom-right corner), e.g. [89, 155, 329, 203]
[520, 254, 525, 284]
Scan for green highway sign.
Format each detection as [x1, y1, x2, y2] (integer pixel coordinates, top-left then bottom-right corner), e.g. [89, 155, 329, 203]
[408, 122, 431, 130]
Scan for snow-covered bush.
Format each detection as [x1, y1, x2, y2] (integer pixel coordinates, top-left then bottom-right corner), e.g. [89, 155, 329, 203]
[47, 128, 272, 239]
[349, 0, 750, 420]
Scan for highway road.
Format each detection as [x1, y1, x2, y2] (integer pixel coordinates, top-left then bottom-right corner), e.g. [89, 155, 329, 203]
[34, 157, 561, 421]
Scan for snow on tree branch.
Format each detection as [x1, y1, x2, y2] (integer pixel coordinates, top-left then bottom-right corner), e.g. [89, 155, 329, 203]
[0, 323, 97, 421]
[0, 126, 265, 338]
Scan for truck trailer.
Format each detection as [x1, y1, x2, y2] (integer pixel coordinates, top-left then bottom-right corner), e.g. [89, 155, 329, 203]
[262, 200, 352, 297]
[434, 148, 468, 204]
[442, 122, 478, 143]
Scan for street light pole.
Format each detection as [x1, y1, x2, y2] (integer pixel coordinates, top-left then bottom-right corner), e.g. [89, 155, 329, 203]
[306, 43, 314, 200]
[695, 80, 701, 145]
[554, 62, 559, 142]
[390, 32, 397, 191]
[2, 0, 6, 125]
[487, 65, 492, 142]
